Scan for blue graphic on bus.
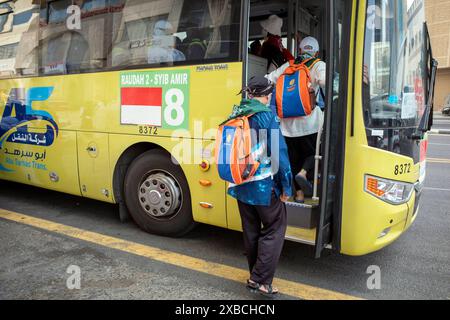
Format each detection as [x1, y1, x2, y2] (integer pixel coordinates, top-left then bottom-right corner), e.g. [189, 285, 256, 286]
[0, 87, 58, 148]
[0, 87, 58, 172]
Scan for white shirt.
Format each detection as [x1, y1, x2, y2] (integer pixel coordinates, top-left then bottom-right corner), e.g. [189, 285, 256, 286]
[266, 59, 326, 137]
[148, 36, 186, 64]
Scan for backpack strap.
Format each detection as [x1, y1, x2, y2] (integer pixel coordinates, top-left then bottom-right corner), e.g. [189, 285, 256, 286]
[319, 87, 326, 101]
[302, 57, 321, 70]
[284, 60, 307, 75]
[281, 57, 320, 77]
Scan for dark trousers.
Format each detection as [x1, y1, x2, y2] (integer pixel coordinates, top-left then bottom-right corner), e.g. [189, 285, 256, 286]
[237, 194, 287, 285]
[302, 156, 315, 180]
[285, 133, 317, 189]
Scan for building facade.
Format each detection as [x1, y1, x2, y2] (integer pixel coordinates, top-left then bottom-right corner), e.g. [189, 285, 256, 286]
[425, 0, 450, 110]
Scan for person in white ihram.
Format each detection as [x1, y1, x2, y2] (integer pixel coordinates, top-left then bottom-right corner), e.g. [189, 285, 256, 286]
[266, 36, 326, 203]
[148, 20, 186, 64]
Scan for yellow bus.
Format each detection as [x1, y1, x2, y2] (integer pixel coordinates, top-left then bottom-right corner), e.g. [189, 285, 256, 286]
[0, 0, 437, 257]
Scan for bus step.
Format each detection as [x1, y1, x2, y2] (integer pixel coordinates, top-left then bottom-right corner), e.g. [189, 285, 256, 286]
[286, 201, 319, 229]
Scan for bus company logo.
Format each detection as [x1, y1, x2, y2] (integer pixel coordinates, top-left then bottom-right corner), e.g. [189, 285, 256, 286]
[0, 87, 58, 171]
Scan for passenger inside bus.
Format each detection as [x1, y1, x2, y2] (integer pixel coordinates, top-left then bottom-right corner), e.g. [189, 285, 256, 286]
[147, 20, 186, 64]
[267, 36, 326, 203]
[248, 0, 327, 204]
[249, 40, 262, 56]
[260, 14, 294, 72]
[179, 22, 208, 61]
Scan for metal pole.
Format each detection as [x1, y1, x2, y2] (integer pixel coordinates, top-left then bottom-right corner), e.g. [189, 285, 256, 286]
[312, 114, 324, 201]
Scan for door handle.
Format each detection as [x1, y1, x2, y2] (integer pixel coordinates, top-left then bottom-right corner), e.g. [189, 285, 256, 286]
[86, 146, 97, 152]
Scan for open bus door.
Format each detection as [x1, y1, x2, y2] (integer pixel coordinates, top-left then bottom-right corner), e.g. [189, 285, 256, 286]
[314, 0, 353, 258]
[242, 0, 353, 257]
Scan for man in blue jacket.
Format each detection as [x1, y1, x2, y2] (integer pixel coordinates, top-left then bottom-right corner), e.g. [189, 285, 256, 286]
[227, 76, 292, 296]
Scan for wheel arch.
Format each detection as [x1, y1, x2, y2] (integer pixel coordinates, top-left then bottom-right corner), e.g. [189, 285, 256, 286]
[112, 142, 170, 204]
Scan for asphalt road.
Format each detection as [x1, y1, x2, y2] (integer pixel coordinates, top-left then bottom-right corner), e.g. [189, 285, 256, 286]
[0, 128, 449, 300]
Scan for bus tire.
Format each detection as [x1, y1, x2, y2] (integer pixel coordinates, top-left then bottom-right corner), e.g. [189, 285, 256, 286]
[123, 149, 195, 237]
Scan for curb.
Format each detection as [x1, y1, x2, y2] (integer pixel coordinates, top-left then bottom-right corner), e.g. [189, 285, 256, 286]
[430, 129, 450, 135]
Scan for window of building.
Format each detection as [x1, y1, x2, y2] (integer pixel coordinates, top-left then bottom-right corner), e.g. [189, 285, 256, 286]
[0, 43, 18, 60]
[0, 1, 39, 79]
[0, 3, 13, 33]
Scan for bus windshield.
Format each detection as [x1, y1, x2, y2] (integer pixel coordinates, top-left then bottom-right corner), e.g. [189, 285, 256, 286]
[363, 0, 427, 129]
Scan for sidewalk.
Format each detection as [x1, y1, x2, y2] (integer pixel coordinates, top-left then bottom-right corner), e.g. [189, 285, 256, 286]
[430, 128, 450, 134]
[433, 112, 450, 120]
[431, 112, 450, 134]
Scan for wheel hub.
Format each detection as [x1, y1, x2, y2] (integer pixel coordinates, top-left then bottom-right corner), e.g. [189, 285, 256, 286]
[148, 190, 162, 205]
[138, 172, 181, 218]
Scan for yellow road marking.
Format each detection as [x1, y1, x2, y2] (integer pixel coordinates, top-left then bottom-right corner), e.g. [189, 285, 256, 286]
[428, 158, 450, 164]
[0, 209, 361, 300]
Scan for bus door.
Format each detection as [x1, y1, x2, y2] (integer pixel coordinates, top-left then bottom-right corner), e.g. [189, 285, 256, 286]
[314, 0, 353, 258]
[243, 0, 352, 256]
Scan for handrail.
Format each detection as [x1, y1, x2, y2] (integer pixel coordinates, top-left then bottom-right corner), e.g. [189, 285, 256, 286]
[312, 111, 324, 201]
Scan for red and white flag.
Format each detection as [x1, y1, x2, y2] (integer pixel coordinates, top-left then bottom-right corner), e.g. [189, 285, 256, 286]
[121, 87, 163, 126]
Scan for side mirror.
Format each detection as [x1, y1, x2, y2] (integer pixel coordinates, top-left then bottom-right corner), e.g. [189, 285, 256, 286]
[412, 23, 438, 140]
[426, 58, 438, 132]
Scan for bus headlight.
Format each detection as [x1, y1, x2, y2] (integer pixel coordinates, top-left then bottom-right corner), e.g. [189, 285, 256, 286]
[364, 175, 414, 205]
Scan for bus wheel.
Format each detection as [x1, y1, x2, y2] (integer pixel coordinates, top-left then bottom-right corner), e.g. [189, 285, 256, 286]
[124, 149, 195, 237]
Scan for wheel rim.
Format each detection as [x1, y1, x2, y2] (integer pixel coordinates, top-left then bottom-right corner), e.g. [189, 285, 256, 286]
[138, 171, 182, 219]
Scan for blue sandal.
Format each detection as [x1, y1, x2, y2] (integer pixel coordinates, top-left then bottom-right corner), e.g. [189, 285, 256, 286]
[247, 280, 279, 297]
[246, 279, 258, 290]
[295, 174, 313, 197]
[255, 283, 279, 297]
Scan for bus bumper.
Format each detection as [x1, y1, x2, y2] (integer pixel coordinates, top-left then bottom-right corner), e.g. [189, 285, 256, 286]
[404, 186, 422, 232]
[341, 190, 419, 256]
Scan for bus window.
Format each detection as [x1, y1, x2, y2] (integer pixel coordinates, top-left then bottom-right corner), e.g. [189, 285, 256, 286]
[111, 0, 241, 68]
[363, 0, 426, 126]
[363, 0, 427, 156]
[39, 0, 118, 75]
[3, 0, 241, 77]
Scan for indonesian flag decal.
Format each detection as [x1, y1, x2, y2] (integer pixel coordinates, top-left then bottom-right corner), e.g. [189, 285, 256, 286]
[121, 87, 163, 126]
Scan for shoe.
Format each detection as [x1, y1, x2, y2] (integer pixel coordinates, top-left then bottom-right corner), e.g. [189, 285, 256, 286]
[295, 174, 313, 197]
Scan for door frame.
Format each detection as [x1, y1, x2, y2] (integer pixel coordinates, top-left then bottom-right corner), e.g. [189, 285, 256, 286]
[314, 0, 354, 258]
[239, 0, 354, 257]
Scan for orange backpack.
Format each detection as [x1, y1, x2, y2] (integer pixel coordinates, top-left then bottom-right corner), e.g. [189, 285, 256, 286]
[215, 115, 260, 185]
[274, 58, 319, 118]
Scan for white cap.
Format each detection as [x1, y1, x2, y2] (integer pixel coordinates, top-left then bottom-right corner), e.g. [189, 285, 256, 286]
[300, 36, 319, 55]
[260, 15, 283, 37]
[154, 20, 174, 36]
